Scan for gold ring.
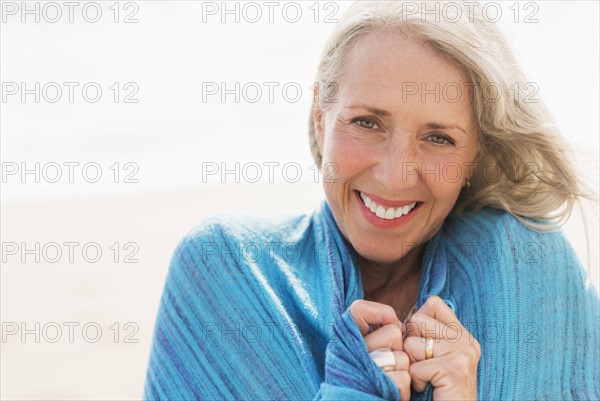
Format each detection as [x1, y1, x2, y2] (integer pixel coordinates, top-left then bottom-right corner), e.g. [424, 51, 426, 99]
[425, 337, 434, 360]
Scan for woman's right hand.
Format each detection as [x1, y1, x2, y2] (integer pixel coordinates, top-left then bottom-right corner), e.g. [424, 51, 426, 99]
[349, 299, 412, 401]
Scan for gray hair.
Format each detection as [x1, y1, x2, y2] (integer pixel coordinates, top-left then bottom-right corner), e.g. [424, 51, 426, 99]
[308, 0, 595, 231]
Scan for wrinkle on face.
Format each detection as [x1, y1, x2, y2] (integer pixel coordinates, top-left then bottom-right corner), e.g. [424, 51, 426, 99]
[314, 31, 478, 281]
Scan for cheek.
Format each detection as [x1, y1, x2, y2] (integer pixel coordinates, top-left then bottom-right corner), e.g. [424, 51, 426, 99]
[422, 155, 468, 202]
[322, 129, 372, 177]
[425, 158, 464, 184]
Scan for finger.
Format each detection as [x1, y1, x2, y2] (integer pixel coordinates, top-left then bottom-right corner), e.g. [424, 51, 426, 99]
[392, 351, 410, 371]
[364, 323, 404, 352]
[385, 370, 411, 401]
[349, 299, 402, 336]
[411, 376, 427, 393]
[417, 296, 464, 329]
[404, 312, 461, 342]
[403, 335, 453, 363]
[410, 349, 480, 396]
[409, 358, 442, 393]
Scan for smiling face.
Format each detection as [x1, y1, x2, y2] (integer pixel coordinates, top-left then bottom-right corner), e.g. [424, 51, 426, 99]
[313, 31, 479, 264]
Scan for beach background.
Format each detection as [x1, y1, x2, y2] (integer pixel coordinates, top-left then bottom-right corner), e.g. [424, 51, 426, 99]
[1, 1, 598, 399]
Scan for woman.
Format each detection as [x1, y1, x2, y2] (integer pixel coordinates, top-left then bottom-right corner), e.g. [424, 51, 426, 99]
[144, 1, 599, 400]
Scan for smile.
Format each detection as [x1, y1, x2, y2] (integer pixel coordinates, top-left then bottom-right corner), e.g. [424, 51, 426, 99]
[358, 191, 420, 220]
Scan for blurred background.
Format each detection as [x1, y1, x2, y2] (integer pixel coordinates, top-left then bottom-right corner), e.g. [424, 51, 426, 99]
[1, 1, 598, 399]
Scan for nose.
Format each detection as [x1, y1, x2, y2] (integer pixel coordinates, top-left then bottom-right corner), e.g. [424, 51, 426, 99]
[370, 134, 421, 193]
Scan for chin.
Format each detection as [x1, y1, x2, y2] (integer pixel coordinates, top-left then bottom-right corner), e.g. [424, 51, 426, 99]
[351, 238, 419, 265]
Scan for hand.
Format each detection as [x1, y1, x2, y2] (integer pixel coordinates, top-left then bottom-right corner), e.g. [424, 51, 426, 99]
[350, 299, 412, 401]
[403, 296, 480, 401]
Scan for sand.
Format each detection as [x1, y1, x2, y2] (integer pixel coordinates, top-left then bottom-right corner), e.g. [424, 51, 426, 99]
[1, 184, 597, 400]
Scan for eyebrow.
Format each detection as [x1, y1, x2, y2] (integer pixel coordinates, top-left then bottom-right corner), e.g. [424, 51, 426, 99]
[425, 122, 468, 136]
[345, 105, 468, 135]
[345, 105, 391, 117]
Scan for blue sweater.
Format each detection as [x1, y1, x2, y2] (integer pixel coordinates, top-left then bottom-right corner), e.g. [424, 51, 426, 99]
[144, 200, 600, 400]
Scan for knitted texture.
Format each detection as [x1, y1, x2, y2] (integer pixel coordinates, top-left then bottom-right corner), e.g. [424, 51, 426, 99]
[143, 200, 600, 400]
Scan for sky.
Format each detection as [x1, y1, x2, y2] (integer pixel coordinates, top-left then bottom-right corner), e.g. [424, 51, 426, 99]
[1, 0, 598, 201]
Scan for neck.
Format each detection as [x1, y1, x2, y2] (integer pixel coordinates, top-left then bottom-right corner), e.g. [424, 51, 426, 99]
[358, 246, 423, 318]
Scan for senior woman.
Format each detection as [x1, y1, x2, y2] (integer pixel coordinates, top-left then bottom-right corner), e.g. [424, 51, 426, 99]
[144, 1, 600, 400]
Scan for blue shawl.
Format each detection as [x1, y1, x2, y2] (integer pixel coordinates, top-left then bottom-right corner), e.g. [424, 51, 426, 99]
[143, 200, 600, 400]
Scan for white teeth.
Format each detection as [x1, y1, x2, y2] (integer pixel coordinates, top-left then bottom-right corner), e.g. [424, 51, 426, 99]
[384, 208, 395, 219]
[359, 192, 417, 220]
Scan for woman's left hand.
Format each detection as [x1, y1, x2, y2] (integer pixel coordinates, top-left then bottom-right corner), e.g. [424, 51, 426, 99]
[403, 296, 480, 401]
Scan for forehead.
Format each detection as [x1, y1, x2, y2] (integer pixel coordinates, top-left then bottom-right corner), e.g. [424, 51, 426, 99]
[343, 31, 468, 81]
[337, 31, 475, 129]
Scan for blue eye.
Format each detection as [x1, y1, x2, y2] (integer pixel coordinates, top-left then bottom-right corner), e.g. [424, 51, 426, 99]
[352, 117, 379, 130]
[428, 133, 453, 146]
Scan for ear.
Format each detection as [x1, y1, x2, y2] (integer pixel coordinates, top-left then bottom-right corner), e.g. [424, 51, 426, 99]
[313, 105, 325, 150]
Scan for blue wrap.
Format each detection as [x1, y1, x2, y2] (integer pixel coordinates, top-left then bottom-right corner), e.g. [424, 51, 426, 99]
[144, 201, 600, 400]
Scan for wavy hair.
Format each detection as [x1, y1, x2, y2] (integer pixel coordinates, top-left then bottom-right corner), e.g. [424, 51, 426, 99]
[308, 0, 596, 231]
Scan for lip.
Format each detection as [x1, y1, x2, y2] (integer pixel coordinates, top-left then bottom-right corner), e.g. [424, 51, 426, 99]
[354, 190, 422, 229]
[359, 190, 421, 208]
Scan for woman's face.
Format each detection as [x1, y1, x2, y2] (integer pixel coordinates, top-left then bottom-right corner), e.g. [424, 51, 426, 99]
[314, 32, 479, 264]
